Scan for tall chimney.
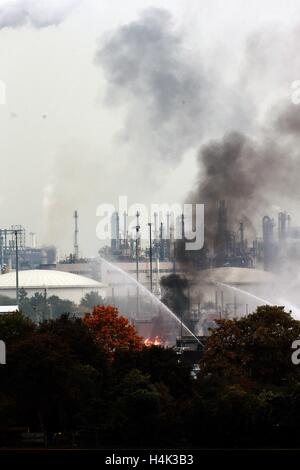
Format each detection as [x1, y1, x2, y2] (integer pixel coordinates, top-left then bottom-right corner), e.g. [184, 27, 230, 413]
[74, 210, 79, 260]
[123, 211, 128, 243]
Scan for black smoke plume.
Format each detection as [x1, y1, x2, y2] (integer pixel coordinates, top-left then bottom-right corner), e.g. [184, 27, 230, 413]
[160, 274, 189, 317]
[188, 103, 300, 248]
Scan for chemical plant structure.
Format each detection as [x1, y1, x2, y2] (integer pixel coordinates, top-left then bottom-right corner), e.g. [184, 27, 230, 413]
[1, 203, 299, 354]
[97, 201, 300, 345]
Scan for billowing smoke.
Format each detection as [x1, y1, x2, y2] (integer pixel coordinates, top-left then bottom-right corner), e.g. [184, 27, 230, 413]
[179, 100, 300, 316]
[188, 132, 268, 241]
[92, 9, 300, 262]
[44, 6, 216, 249]
[186, 14, 300, 246]
[0, 0, 79, 29]
[6, 3, 299, 257]
[160, 274, 189, 317]
[188, 99, 300, 245]
[95, 8, 213, 163]
[184, 21, 300, 240]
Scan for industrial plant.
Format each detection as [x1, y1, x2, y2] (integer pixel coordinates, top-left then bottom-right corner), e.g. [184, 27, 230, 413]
[2, 0, 300, 460]
[87, 200, 300, 344]
[1, 200, 298, 346]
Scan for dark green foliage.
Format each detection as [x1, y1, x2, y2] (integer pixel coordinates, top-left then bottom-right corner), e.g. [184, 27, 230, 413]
[201, 305, 300, 385]
[39, 315, 107, 369]
[0, 311, 35, 343]
[48, 296, 77, 318]
[80, 291, 104, 309]
[1, 305, 300, 448]
[19, 289, 77, 320]
[114, 346, 193, 398]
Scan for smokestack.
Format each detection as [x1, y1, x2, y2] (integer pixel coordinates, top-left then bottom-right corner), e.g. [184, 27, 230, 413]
[154, 256, 161, 298]
[29, 232, 37, 249]
[154, 212, 158, 241]
[135, 211, 140, 281]
[215, 200, 228, 256]
[166, 212, 170, 239]
[278, 211, 289, 243]
[74, 210, 79, 260]
[160, 222, 165, 260]
[181, 213, 185, 240]
[123, 211, 128, 243]
[239, 222, 244, 252]
[111, 211, 120, 251]
[262, 215, 274, 271]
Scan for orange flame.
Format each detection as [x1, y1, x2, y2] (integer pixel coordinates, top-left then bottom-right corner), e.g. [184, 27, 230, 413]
[144, 336, 162, 347]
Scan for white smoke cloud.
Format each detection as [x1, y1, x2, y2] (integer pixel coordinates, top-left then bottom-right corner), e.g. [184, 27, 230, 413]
[0, 0, 80, 29]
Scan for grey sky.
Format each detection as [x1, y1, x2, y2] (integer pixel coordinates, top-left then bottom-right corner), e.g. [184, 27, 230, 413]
[0, 0, 299, 256]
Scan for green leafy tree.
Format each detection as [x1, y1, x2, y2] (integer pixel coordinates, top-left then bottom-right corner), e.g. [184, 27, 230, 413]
[19, 290, 77, 321]
[18, 288, 34, 318]
[201, 305, 300, 385]
[0, 311, 35, 343]
[39, 315, 107, 370]
[30, 292, 51, 321]
[18, 289, 49, 321]
[114, 345, 193, 398]
[1, 315, 108, 433]
[80, 291, 104, 309]
[109, 369, 161, 446]
[5, 331, 98, 432]
[47, 295, 77, 318]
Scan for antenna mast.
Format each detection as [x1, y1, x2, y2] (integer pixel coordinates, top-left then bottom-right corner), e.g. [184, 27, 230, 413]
[74, 210, 79, 260]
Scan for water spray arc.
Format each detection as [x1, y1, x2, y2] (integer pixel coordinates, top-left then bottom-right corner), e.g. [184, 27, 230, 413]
[216, 282, 272, 306]
[216, 282, 300, 320]
[99, 256, 203, 346]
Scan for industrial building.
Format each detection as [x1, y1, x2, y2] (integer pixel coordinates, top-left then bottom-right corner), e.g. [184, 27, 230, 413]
[262, 211, 300, 271]
[0, 269, 107, 304]
[2, 202, 297, 340]
[0, 225, 57, 272]
[176, 200, 300, 274]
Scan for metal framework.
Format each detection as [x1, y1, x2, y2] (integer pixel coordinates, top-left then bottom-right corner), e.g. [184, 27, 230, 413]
[0, 226, 25, 305]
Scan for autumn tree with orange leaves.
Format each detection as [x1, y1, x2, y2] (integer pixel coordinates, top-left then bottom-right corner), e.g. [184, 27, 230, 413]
[83, 305, 143, 360]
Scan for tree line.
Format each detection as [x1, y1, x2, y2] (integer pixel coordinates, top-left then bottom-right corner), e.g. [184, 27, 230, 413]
[0, 304, 300, 448]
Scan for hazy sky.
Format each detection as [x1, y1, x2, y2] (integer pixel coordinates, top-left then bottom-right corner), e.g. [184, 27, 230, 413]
[0, 0, 299, 257]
